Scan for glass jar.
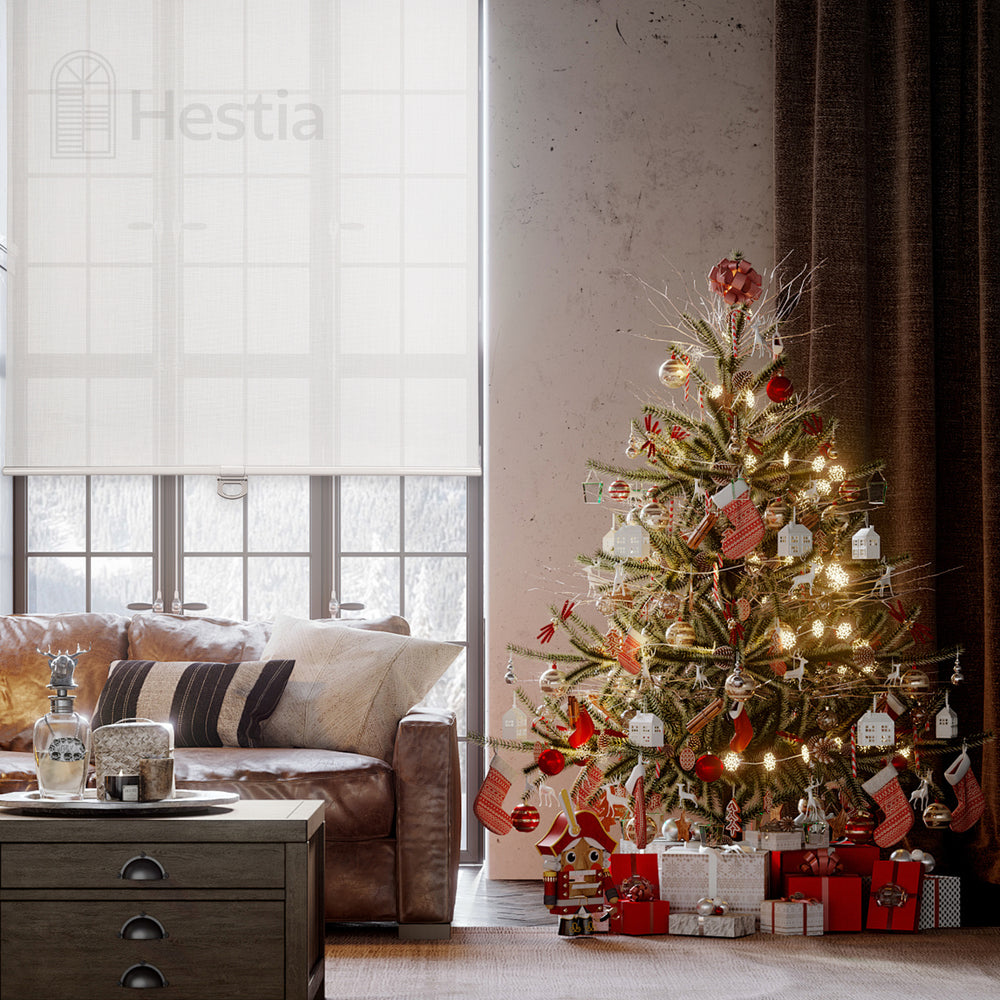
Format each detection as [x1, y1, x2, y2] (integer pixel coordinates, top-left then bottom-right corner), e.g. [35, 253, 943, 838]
[33, 703, 91, 799]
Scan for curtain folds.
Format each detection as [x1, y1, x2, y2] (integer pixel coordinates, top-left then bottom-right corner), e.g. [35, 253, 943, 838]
[775, 0, 1000, 921]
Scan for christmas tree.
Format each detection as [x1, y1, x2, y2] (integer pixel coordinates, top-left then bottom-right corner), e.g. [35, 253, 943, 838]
[478, 254, 988, 851]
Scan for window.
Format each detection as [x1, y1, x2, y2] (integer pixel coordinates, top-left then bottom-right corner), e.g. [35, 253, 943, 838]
[16, 472, 483, 860]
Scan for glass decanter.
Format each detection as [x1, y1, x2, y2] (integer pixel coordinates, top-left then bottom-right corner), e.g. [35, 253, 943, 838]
[33, 648, 91, 799]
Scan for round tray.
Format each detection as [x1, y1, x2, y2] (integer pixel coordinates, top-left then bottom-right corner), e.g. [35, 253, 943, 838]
[0, 788, 240, 816]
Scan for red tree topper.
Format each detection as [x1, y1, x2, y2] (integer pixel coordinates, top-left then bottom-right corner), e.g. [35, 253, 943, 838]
[709, 255, 763, 305]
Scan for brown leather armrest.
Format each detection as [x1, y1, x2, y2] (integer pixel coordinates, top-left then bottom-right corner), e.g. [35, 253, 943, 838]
[392, 706, 461, 924]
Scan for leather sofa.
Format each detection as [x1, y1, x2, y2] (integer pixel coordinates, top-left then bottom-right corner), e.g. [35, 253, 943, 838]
[0, 612, 461, 939]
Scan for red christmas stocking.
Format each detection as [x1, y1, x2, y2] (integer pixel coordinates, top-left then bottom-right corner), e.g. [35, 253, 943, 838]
[711, 478, 765, 560]
[474, 754, 515, 835]
[862, 763, 913, 847]
[945, 749, 985, 833]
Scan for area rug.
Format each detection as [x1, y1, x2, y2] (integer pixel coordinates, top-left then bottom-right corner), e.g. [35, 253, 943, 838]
[324, 926, 1000, 1000]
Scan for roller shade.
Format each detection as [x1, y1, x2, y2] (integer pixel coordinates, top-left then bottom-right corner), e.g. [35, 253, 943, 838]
[6, 0, 480, 476]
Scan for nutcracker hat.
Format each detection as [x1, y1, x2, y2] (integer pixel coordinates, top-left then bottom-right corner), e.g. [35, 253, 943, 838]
[535, 808, 616, 856]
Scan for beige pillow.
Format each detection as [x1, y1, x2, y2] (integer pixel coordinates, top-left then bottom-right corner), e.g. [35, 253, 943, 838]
[259, 615, 461, 760]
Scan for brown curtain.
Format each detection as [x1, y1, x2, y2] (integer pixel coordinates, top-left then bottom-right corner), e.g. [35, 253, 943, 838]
[775, 1, 1000, 923]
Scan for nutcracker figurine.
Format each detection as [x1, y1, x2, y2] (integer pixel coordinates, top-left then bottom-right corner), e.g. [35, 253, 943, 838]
[536, 789, 620, 936]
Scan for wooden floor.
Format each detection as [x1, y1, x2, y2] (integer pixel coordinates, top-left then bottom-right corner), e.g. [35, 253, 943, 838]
[453, 866, 549, 927]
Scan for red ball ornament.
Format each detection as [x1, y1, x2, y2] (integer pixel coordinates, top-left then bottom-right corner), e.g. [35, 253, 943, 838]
[537, 748, 565, 776]
[693, 753, 724, 783]
[766, 373, 794, 403]
[511, 803, 540, 833]
[843, 809, 876, 844]
[890, 754, 910, 772]
[608, 479, 631, 501]
[709, 256, 763, 306]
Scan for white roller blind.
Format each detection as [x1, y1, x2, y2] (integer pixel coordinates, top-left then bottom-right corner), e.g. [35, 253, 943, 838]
[6, 0, 480, 476]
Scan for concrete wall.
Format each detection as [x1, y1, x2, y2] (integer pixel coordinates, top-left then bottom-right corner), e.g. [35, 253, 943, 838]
[486, 0, 775, 877]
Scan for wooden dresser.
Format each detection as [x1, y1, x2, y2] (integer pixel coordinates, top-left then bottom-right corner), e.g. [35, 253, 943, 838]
[0, 799, 325, 1000]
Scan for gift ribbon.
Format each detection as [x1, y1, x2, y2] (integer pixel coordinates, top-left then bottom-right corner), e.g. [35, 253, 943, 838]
[799, 849, 842, 876]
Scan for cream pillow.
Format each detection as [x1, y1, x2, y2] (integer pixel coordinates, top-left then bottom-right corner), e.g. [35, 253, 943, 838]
[259, 615, 461, 760]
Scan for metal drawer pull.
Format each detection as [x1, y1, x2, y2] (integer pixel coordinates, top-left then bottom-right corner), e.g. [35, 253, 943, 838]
[119, 853, 168, 881]
[119, 962, 168, 988]
[119, 914, 168, 940]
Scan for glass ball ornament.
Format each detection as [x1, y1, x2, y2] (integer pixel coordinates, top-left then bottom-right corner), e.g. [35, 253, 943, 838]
[595, 593, 615, 616]
[624, 814, 659, 845]
[661, 817, 679, 842]
[538, 667, 565, 696]
[724, 666, 756, 702]
[694, 753, 724, 783]
[537, 748, 565, 776]
[900, 668, 931, 696]
[608, 479, 631, 501]
[765, 500, 789, 529]
[908, 849, 935, 874]
[510, 803, 540, 833]
[889, 848, 911, 863]
[766, 373, 794, 403]
[640, 501, 668, 529]
[625, 441, 641, 459]
[843, 809, 876, 844]
[923, 801, 953, 829]
[665, 620, 697, 648]
[658, 356, 689, 388]
[815, 706, 839, 731]
[696, 897, 730, 916]
[625, 506, 641, 526]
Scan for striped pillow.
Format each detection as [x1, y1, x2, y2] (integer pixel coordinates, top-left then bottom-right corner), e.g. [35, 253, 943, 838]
[94, 659, 295, 748]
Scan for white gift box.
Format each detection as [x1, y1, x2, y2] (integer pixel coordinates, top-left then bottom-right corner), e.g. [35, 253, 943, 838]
[742, 830, 803, 851]
[760, 897, 824, 936]
[918, 875, 961, 929]
[658, 846, 768, 916]
[670, 912, 756, 938]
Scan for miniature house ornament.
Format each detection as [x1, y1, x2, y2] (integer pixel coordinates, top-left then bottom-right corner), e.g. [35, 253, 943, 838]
[502, 698, 529, 741]
[852, 516, 881, 560]
[936, 692, 959, 739]
[602, 515, 651, 559]
[857, 695, 895, 747]
[777, 509, 813, 559]
[629, 711, 665, 748]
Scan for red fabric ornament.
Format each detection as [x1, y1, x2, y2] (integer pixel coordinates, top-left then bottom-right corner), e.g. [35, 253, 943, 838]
[729, 706, 753, 752]
[709, 256, 763, 305]
[537, 748, 565, 776]
[766, 373, 794, 402]
[511, 803, 540, 832]
[694, 753, 724, 782]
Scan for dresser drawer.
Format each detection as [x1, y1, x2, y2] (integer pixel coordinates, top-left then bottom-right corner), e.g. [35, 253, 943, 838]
[1, 841, 284, 889]
[1, 900, 285, 1000]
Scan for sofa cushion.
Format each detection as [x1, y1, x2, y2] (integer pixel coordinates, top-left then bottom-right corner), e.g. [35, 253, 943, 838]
[127, 612, 411, 663]
[173, 746, 396, 840]
[95, 659, 295, 747]
[260, 615, 462, 760]
[0, 613, 130, 752]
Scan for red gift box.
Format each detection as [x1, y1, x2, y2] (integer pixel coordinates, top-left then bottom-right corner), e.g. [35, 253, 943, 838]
[609, 900, 670, 935]
[784, 874, 863, 932]
[866, 859, 923, 932]
[772, 846, 844, 895]
[610, 853, 660, 899]
[829, 841, 880, 876]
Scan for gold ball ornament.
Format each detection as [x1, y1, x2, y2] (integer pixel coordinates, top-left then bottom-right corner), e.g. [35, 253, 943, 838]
[659, 355, 690, 388]
[666, 620, 697, 648]
[900, 668, 931, 696]
[724, 666, 756, 702]
[923, 802, 953, 829]
[538, 667, 566, 696]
